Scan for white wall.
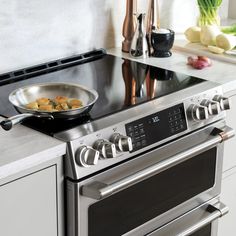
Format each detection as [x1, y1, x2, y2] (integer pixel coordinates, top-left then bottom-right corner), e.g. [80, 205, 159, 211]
[228, 0, 236, 18]
[219, 0, 229, 19]
[0, 0, 230, 74]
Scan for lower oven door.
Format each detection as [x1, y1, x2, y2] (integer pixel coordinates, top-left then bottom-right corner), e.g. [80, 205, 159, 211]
[146, 198, 228, 236]
[66, 121, 234, 236]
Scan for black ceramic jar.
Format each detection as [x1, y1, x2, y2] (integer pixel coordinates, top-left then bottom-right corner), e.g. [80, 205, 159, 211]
[151, 29, 175, 57]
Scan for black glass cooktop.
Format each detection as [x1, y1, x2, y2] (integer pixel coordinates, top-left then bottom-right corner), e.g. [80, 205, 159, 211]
[0, 51, 205, 136]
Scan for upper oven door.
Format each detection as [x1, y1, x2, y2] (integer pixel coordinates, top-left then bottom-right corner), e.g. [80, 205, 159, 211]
[66, 120, 234, 236]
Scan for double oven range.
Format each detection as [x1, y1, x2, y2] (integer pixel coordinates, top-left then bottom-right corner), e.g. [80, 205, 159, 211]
[0, 49, 234, 236]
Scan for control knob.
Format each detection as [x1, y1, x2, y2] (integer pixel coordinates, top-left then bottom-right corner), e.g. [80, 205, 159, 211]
[93, 139, 117, 158]
[200, 99, 221, 115]
[75, 146, 100, 167]
[110, 133, 133, 152]
[188, 104, 209, 121]
[213, 95, 230, 110]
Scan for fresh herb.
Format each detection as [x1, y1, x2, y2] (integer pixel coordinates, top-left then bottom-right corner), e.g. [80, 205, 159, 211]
[197, 0, 222, 26]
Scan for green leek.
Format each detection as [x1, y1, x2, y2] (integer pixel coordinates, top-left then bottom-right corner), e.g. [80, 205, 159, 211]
[221, 24, 236, 36]
[197, 0, 222, 26]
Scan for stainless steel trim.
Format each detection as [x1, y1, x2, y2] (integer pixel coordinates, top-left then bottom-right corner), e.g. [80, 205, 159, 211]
[146, 201, 228, 236]
[81, 126, 234, 200]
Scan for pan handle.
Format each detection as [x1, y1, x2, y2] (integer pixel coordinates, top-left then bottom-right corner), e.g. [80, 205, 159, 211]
[0, 114, 54, 131]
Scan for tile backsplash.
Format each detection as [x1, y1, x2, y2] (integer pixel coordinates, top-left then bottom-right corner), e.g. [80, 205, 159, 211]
[0, 0, 230, 73]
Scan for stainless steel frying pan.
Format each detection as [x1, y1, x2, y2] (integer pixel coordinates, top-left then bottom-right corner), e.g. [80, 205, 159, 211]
[0, 82, 98, 130]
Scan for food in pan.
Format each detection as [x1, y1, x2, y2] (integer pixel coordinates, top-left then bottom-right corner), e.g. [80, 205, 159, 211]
[68, 99, 83, 107]
[38, 104, 54, 111]
[54, 96, 68, 104]
[26, 102, 39, 110]
[25, 96, 83, 112]
[36, 97, 50, 105]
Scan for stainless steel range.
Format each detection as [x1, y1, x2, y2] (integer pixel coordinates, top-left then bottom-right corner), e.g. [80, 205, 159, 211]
[0, 49, 234, 236]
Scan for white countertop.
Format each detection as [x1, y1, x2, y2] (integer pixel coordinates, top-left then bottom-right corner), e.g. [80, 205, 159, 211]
[107, 47, 236, 95]
[0, 116, 66, 180]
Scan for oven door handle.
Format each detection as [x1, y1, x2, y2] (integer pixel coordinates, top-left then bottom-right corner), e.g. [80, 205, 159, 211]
[81, 126, 234, 200]
[146, 201, 229, 236]
[178, 203, 228, 236]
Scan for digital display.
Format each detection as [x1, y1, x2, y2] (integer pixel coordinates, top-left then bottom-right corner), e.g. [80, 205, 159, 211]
[151, 116, 160, 123]
[125, 103, 187, 152]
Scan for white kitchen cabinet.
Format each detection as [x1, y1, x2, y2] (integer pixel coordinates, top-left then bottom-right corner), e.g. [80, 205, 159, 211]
[0, 165, 59, 236]
[218, 169, 236, 235]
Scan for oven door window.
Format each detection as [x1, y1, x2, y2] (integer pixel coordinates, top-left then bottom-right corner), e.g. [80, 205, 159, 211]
[88, 148, 217, 236]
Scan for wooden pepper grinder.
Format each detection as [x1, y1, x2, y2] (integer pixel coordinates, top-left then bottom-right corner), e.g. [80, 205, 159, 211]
[122, 0, 137, 52]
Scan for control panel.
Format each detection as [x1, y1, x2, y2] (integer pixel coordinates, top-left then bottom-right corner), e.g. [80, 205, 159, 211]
[126, 104, 187, 152]
[187, 95, 230, 121]
[75, 133, 133, 167]
[74, 93, 230, 168]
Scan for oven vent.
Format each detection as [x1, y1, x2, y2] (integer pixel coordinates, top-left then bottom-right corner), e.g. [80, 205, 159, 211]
[0, 48, 106, 85]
